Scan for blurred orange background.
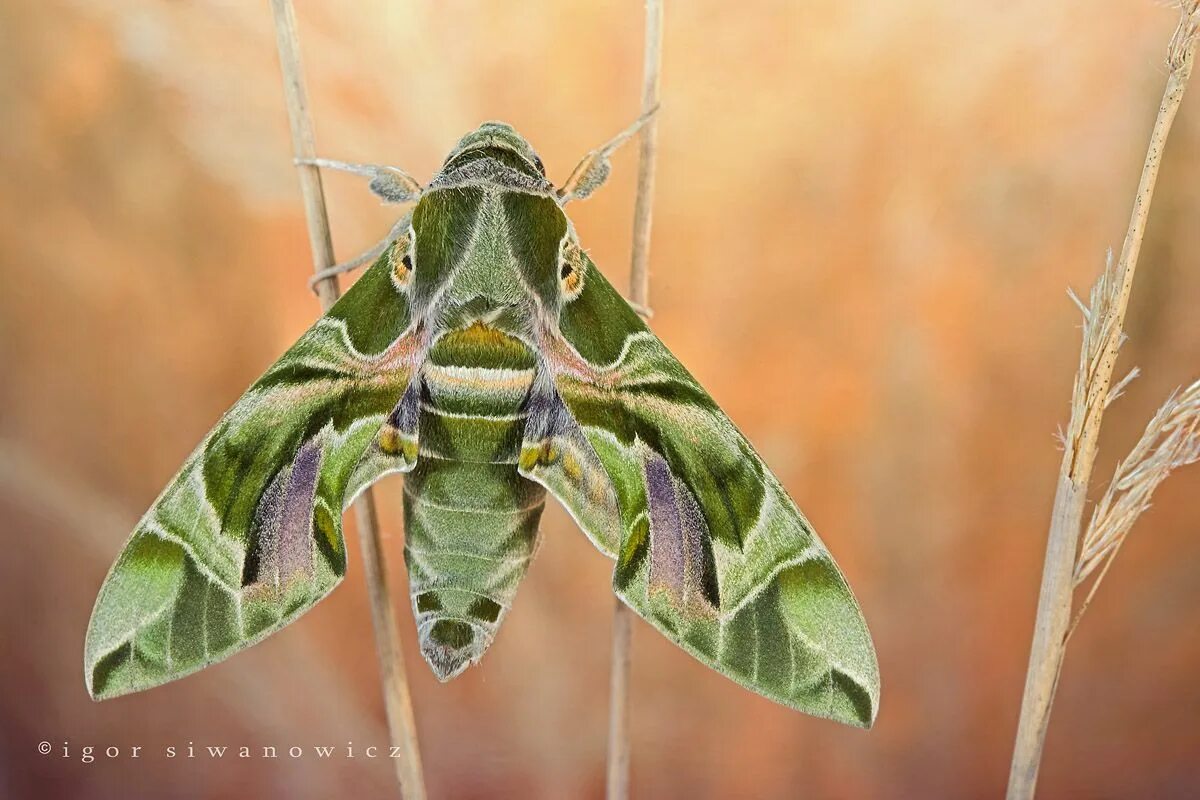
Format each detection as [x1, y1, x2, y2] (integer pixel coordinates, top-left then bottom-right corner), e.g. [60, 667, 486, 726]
[3, 1, 1200, 797]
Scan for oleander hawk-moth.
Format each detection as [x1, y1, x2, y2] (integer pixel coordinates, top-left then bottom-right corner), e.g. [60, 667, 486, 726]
[84, 122, 880, 727]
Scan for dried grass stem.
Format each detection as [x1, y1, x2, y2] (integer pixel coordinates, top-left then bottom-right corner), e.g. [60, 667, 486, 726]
[607, 2, 663, 799]
[1007, 4, 1200, 798]
[269, 2, 426, 796]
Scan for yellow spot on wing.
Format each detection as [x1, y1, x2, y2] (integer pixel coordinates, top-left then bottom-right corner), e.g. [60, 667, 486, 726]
[378, 425, 403, 455]
[518, 446, 540, 471]
[562, 452, 582, 482]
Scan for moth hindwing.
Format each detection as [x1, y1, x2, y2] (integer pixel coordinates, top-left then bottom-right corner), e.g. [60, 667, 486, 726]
[85, 122, 879, 728]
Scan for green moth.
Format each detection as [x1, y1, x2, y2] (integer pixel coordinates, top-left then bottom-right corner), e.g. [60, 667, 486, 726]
[84, 121, 879, 727]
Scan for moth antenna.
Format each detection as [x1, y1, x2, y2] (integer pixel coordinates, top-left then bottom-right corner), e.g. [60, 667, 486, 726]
[295, 157, 423, 204]
[557, 104, 661, 203]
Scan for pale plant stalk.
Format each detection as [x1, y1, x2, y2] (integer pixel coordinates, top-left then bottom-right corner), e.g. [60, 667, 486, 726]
[269, 2, 426, 797]
[607, 1, 663, 799]
[1007, 3, 1200, 798]
[1069, 379, 1200, 636]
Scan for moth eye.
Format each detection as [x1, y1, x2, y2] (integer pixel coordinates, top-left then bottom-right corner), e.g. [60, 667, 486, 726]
[559, 243, 585, 301]
[389, 236, 414, 289]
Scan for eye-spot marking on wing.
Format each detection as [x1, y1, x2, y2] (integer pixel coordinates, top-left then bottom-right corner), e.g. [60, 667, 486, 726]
[389, 231, 414, 290]
[557, 239, 586, 302]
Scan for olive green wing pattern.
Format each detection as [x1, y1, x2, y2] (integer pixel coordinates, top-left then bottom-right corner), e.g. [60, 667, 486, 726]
[84, 247, 423, 700]
[528, 254, 879, 727]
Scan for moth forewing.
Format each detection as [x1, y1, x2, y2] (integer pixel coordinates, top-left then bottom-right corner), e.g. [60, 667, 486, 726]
[84, 248, 420, 699]
[538, 247, 880, 727]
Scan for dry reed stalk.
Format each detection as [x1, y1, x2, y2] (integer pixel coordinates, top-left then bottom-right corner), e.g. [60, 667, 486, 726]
[606, 1, 663, 798]
[269, 2, 426, 797]
[1007, 3, 1200, 798]
[1069, 378, 1200, 635]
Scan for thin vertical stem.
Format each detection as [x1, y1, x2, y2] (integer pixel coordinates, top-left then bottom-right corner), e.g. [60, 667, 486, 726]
[1007, 4, 1199, 798]
[607, 2, 663, 799]
[606, 595, 634, 800]
[269, 2, 426, 797]
[627, 0, 663, 310]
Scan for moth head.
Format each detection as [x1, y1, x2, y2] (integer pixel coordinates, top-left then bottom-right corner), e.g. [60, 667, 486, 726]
[444, 121, 546, 178]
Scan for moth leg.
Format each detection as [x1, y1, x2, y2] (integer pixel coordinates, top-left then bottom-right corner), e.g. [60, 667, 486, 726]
[557, 105, 660, 203]
[295, 157, 422, 204]
[308, 214, 411, 287]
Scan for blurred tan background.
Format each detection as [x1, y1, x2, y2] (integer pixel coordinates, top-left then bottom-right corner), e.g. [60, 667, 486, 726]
[3, 1, 1200, 797]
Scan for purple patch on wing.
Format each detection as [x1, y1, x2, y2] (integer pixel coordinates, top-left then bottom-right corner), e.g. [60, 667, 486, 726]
[645, 448, 718, 612]
[392, 380, 422, 435]
[277, 439, 321, 583]
[645, 450, 686, 597]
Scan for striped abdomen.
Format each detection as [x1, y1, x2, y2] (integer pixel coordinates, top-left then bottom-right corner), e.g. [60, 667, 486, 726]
[404, 322, 546, 680]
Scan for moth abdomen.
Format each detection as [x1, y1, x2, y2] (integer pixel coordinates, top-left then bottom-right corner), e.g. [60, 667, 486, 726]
[403, 321, 547, 680]
[403, 459, 547, 680]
